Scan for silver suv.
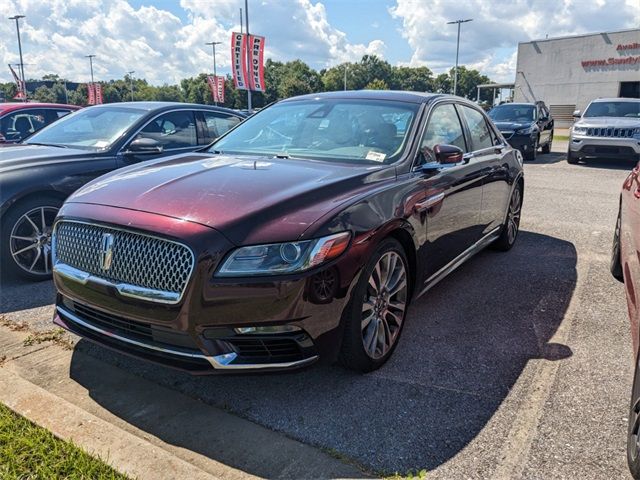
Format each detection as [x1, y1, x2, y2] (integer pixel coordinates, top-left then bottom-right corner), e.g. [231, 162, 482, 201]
[568, 98, 640, 164]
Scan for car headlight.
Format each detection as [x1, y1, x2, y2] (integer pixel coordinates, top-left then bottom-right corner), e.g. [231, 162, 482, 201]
[515, 125, 535, 135]
[572, 126, 587, 135]
[215, 231, 351, 277]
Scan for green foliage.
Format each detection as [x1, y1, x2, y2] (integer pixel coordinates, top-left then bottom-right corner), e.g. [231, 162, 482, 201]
[0, 55, 495, 107]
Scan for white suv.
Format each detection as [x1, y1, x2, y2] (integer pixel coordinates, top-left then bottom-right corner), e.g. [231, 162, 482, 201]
[568, 98, 640, 164]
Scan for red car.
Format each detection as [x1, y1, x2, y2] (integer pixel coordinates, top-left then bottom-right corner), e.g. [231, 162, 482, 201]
[0, 103, 80, 144]
[612, 163, 640, 478]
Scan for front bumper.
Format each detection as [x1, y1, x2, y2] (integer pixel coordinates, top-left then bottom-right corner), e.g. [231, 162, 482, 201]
[500, 132, 536, 152]
[569, 135, 640, 159]
[52, 203, 361, 374]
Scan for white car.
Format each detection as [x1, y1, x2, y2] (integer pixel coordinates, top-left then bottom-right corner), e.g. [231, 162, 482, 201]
[568, 98, 640, 164]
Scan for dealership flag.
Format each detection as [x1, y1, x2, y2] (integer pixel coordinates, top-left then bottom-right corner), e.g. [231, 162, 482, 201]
[94, 83, 103, 104]
[8, 64, 26, 99]
[247, 35, 266, 92]
[87, 83, 96, 105]
[231, 32, 248, 90]
[207, 75, 225, 103]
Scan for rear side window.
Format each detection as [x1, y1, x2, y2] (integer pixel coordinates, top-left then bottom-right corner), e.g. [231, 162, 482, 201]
[420, 103, 467, 160]
[460, 106, 494, 151]
[202, 112, 241, 143]
[0, 109, 48, 142]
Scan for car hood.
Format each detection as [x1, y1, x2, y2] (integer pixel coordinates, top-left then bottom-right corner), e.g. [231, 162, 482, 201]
[576, 117, 640, 128]
[0, 144, 97, 173]
[492, 121, 534, 131]
[67, 153, 394, 245]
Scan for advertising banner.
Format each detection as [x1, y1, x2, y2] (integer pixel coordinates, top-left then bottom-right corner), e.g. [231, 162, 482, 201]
[231, 32, 248, 90]
[247, 35, 265, 92]
[94, 83, 103, 104]
[87, 83, 96, 105]
[8, 64, 26, 99]
[207, 75, 225, 103]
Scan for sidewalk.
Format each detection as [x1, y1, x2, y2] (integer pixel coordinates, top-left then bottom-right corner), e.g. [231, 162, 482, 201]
[0, 325, 369, 480]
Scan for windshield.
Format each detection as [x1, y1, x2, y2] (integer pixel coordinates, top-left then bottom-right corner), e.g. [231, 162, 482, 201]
[488, 105, 536, 123]
[210, 99, 420, 164]
[25, 106, 147, 150]
[584, 101, 640, 118]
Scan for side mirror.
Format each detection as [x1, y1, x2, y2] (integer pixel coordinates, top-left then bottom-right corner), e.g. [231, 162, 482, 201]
[572, 110, 581, 118]
[125, 137, 163, 155]
[434, 144, 464, 164]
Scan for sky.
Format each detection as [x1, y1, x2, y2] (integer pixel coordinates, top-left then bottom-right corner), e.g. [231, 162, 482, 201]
[0, 0, 638, 86]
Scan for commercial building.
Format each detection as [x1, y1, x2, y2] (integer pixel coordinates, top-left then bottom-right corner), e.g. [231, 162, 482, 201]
[514, 28, 640, 126]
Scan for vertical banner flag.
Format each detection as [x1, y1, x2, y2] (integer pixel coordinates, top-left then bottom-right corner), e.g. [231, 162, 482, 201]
[94, 83, 103, 104]
[207, 75, 226, 103]
[247, 35, 265, 92]
[231, 32, 248, 90]
[8, 64, 26, 99]
[87, 83, 96, 105]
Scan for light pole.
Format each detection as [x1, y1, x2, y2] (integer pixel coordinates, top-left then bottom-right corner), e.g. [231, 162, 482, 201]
[85, 54, 96, 84]
[127, 71, 135, 101]
[446, 18, 472, 96]
[245, 0, 252, 111]
[205, 41, 222, 105]
[9, 15, 26, 101]
[343, 64, 348, 91]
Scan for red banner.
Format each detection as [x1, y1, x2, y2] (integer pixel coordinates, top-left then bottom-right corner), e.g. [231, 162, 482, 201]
[207, 75, 225, 103]
[231, 32, 248, 90]
[247, 35, 265, 92]
[87, 83, 96, 105]
[94, 83, 103, 104]
[8, 64, 26, 99]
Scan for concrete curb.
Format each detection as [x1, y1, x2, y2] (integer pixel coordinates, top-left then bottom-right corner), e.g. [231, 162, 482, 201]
[0, 326, 369, 479]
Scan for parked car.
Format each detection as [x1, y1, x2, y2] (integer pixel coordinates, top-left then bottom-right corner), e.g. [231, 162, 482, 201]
[569, 98, 640, 164]
[611, 162, 640, 479]
[51, 91, 524, 374]
[0, 102, 245, 281]
[0, 102, 80, 144]
[488, 101, 554, 161]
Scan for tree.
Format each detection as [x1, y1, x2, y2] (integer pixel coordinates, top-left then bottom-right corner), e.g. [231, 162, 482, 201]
[391, 66, 433, 92]
[365, 78, 389, 90]
[32, 85, 56, 103]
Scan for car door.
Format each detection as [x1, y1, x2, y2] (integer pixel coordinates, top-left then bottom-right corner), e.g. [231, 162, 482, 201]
[119, 109, 200, 165]
[458, 104, 511, 233]
[537, 105, 551, 145]
[417, 101, 486, 280]
[199, 111, 243, 144]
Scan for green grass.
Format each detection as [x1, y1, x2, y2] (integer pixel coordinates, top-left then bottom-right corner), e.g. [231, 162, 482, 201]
[554, 134, 569, 141]
[0, 403, 129, 480]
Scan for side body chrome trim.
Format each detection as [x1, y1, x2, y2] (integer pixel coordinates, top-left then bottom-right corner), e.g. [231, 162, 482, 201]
[417, 226, 502, 298]
[56, 305, 318, 371]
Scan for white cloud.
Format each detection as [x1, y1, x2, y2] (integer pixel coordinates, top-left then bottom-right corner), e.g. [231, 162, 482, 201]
[389, 0, 640, 82]
[0, 0, 387, 85]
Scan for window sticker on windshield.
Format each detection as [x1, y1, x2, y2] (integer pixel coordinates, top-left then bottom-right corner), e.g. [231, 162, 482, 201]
[94, 141, 109, 148]
[366, 151, 386, 162]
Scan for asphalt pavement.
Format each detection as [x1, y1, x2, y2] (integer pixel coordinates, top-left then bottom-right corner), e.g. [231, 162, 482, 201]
[0, 142, 636, 478]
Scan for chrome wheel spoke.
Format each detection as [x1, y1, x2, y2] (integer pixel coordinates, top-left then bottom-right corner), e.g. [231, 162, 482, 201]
[29, 248, 42, 272]
[12, 243, 38, 256]
[11, 235, 36, 241]
[24, 215, 41, 235]
[40, 207, 47, 233]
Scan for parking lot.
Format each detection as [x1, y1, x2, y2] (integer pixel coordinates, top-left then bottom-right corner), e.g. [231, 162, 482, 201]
[0, 142, 635, 478]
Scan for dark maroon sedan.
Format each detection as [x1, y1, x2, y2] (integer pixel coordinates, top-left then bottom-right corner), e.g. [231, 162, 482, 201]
[51, 91, 524, 373]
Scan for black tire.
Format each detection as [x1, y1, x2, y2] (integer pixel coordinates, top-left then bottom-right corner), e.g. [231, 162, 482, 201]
[541, 132, 553, 154]
[524, 138, 538, 161]
[339, 238, 410, 372]
[628, 354, 640, 479]
[567, 148, 578, 164]
[611, 205, 624, 282]
[492, 182, 522, 251]
[0, 195, 62, 281]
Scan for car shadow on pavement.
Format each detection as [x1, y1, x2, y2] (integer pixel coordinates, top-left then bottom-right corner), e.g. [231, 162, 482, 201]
[69, 230, 576, 475]
[528, 151, 566, 165]
[0, 277, 55, 314]
[569, 157, 637, 171]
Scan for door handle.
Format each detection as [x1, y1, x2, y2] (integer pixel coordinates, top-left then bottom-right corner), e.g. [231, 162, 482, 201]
[415, 192, 445, 212]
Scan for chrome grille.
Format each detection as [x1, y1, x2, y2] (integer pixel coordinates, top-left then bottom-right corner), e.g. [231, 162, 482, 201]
[586, 127, 636, 138]
[53, 221, 194, 297]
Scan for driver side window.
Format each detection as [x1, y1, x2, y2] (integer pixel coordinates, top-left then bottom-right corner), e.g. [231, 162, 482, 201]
[136, 111, 197, 149]
[419, 104, 466, 163]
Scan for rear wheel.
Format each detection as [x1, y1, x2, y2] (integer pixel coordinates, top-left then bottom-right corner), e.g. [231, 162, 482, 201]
[492, 183, 522, 252]
[339, 238, 409, 372]
[611, 205, 624, 282]
[0, 196, 62, 281]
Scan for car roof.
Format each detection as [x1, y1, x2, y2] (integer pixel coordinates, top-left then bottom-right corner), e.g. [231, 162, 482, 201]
[87, 101, 245, 116]
[591, 98, 640, 103]
[280, 90, 445, 104]
[493, 103, 537, 107]
[0, 102, 80, 113]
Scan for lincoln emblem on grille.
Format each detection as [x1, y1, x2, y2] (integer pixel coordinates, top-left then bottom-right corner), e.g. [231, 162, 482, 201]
[100, 233, 115, 271]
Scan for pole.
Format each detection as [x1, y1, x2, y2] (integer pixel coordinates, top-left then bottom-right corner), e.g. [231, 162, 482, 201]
[245, 0, 252, 111]
[240, 8, 243, 34]
[64, 80, 69, 104]
[343, 64, 347, 91]
[85, 54, 95, 84]
[447, 19, 472, 97]
[9, 15, 26, 101]
[127, 71, 135, 101]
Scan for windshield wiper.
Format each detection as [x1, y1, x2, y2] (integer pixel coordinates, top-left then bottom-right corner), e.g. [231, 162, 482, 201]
[25, 142, 68, 148]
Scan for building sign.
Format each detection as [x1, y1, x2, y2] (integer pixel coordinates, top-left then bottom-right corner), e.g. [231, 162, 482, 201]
[617, 42, 640, 51]
[582, 56, 640, 68]
[231, 32, 248, 90]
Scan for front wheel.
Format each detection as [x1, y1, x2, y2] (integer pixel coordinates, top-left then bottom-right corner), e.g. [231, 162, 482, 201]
[541, 132, 553, 154]
[611, 205, 624, 282]
[567, 148, 578, 164]
[524, 138, 538, 161]
[339, 238, 410, 372]
[492, 183, 522, 252]
[0, 196, 62, 281]
[628, 355, 640, 479]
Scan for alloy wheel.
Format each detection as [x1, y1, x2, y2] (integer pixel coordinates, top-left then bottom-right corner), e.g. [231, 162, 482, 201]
[361, 251, 408, 359]
[507, 187, 522, 245]
[9, 206, 58, 276]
